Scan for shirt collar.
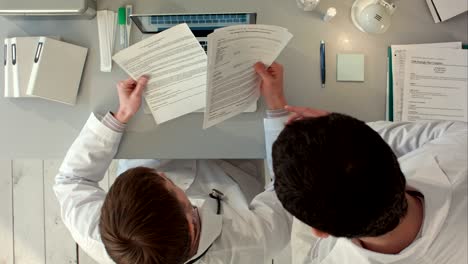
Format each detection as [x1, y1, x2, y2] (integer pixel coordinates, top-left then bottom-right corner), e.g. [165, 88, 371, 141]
[185, 197, 223, 263]
[329, 154, 452, 263]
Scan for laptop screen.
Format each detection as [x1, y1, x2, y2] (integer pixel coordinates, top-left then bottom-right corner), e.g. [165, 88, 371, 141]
[131, 13, 257, 37]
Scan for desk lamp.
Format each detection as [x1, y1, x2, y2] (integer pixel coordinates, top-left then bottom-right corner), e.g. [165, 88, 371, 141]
[351, 0, 396, 34]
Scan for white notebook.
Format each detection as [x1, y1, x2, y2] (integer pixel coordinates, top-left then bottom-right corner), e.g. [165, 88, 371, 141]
[26, 37, 88, 105]
[426, 0, 468, 23]
[11, 37, 41, 97]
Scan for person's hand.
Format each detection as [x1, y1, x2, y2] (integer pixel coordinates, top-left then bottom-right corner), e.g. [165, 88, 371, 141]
[254, 62, 287, 110]
[114, 76, 149, 123]
[285, 105, 330, 124]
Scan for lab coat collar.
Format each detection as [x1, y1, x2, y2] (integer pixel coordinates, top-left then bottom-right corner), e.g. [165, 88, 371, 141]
[322, 154, 452, 264]
[185, 197, 223, 263]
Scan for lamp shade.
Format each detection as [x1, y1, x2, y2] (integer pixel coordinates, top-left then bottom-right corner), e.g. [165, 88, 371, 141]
[351, 0, 396, 34]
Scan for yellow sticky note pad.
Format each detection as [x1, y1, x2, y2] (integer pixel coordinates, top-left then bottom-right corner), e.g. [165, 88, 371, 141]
[337, 54, 365, 82]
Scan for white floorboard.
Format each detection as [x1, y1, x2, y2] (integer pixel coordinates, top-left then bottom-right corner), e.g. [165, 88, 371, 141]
[44, 160, 78, 264]
[12, 160, 45, 264]
[0, 160, 14, 264]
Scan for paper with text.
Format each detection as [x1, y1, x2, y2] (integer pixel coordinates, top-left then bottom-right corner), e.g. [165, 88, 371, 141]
[113, 23, 207, 124]
[203, 25, 292, 129]
[390, 42, 461, 121]
[402, 48, 467, 122]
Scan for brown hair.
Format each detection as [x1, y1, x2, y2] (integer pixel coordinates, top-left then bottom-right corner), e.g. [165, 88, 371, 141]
[99, 167, 191, 264]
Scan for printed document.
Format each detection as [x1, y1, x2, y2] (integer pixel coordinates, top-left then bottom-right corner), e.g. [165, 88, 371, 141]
[390, 42, 461, 121]
[113, 23, 207, 124]
[203, 25, 292, 129]
[402, 48, 467, 122]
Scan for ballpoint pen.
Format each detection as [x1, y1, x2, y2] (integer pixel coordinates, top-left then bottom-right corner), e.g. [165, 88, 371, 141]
[320, 40, 326, 88]
[118, 7, 127, 48]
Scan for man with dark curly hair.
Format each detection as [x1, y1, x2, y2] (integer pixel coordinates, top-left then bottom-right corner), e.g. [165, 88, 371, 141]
[271, 104, 467, 263]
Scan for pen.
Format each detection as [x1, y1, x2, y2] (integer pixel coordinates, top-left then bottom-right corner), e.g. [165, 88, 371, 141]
[320, 40, 326, 88]
[118, 7, 127, 47]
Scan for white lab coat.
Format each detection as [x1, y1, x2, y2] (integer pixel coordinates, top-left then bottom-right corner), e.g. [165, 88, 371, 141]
[53, 113, 292, 264]
[284, 121, 468, 264]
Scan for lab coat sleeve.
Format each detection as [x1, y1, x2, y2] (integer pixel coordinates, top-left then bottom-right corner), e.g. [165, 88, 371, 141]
[249, 191, 293, 260]
[246, 116, 291, 259]
[366, 120, 462, 158]
[53, 113, 121, 264]
[263, 116, 289, 185]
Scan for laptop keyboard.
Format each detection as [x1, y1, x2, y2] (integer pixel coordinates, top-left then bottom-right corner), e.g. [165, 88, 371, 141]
[200, 41, 208, 52]
[150, 14, 249, 26]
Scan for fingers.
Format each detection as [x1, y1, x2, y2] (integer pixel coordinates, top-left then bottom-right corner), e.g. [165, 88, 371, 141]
[285, 105, 330, 119]
[118, 76, 144, 90]
[123, 78, 137, 86]
[254, 62, 269, 80]
[285, 105, 309, 115]
[117, 80, 126, 92]
[270, 62, 284, 73]
[286, 112, 303, 124]
[117, 79, 134, 90]
[133, 76, 149, 97]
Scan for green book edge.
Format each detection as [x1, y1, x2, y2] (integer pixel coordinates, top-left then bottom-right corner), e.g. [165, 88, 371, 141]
[387, 47, 394, 121]
[118, 7, 126, 25]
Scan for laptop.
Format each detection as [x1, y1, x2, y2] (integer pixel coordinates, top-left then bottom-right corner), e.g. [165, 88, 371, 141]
[130, 12, 257, 52]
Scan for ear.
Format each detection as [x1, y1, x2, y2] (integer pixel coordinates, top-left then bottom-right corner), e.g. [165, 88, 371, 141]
[311, 228, 329, 239]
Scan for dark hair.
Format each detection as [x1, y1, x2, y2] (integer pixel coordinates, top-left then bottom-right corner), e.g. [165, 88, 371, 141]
[99, 167, 191, 264]
[273, 113, 408, 238]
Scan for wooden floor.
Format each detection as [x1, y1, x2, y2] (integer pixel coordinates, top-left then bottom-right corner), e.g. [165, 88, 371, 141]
[0, 160, 290, 264]
[0, 159, 118, 264]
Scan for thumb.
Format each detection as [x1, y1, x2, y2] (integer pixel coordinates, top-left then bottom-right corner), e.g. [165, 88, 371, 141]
[133, 76, 148, 97]
[286, 113, 303, 124]
[254, 62, 270, 80]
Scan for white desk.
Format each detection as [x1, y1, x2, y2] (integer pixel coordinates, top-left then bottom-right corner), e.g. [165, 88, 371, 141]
[0, 0, 466, 159]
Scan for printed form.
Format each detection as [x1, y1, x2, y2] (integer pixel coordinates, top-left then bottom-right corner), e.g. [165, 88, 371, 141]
[203, 25, 292, 129]
[390, 42, 461, 121]
[113, 23, 207, 124]
[402, 48, 467, 122]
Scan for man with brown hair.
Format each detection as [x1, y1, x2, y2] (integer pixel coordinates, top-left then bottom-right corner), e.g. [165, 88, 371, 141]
[54, 62, 292, 264]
